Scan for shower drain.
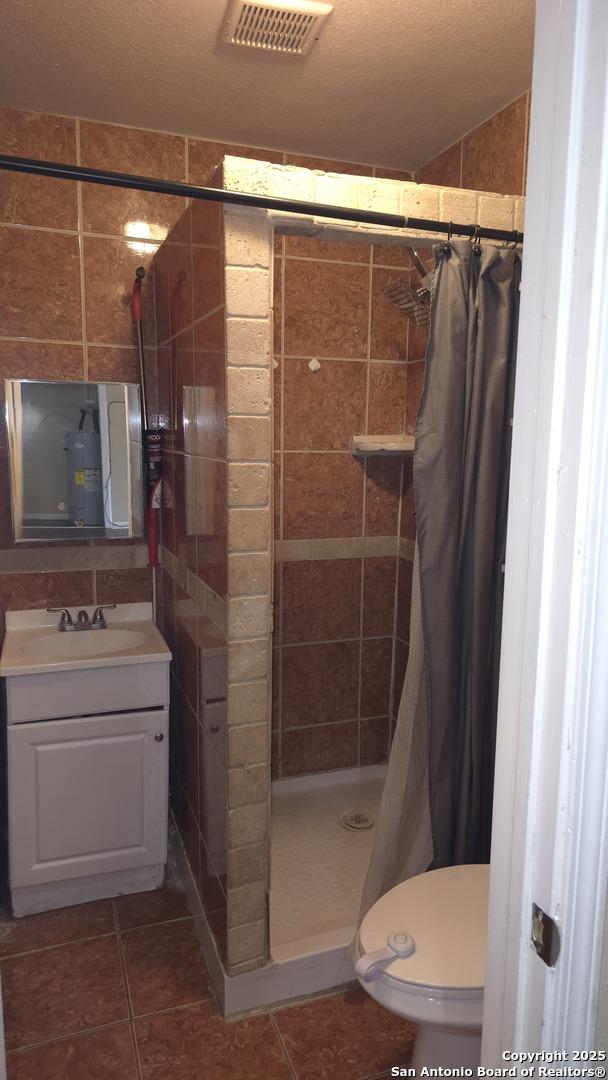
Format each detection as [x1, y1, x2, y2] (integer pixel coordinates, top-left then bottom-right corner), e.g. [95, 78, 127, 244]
[340, 811, 374, 832]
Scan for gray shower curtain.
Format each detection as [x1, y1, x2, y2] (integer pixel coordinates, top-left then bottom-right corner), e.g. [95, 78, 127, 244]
[359, 240, 520, 917]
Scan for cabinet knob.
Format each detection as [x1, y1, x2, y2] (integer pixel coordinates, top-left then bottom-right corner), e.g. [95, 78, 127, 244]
[209, 724, 219, 734]
[154, 732, 165, 743]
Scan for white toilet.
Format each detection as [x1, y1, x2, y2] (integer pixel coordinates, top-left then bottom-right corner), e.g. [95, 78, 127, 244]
[354, 864, 490, 1068]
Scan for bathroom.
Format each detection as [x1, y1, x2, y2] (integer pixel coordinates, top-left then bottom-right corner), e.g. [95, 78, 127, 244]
[1, 0, 608, 1074]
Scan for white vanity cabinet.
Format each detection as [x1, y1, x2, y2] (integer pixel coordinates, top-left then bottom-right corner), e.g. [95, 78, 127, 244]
[0, 603, 172, 917]
[9, 708, 168, 891]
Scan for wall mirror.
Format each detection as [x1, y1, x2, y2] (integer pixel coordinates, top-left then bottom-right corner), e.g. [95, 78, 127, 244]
[4, 379, 144, 542]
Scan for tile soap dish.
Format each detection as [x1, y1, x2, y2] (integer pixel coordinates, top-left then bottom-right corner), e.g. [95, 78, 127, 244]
[350, 434, 415, 457]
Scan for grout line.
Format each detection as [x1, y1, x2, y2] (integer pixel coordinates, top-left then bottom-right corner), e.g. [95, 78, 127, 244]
[269, 1012, 299, 1079]
[109, 902, 142, 1080]
[127, 1020, 143, 1080]
[74, 119, 90, 382]
[5, 1017, 135, 1057]
[0, 334, 85, 346]
[282, 252, 407, 271]
[0, 929, 117, 961]
[357, 553, 365, 767]
[119, 915, 193, 936]
[128, 994, 212, 1024]
[356, 250, 375, 763]
[283, 353, 408, 366]
[111, 895, 144, 1080]
[280, 714, 388, 735]
[283, 633, 392, 648]
[0, 220, 79, 237]
[280, 448, 359, 456]
[0, 334, 407, 366]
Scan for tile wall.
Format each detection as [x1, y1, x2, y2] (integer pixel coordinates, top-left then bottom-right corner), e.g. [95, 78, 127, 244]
[0, 107, 163, 636]
[415, 93, 530, 196]
[272, 235, 421, 778]
[152, 188, 231, 967]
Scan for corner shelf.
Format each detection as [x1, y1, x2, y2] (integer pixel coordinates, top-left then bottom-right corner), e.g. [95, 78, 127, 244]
[350, 434, 415, 457]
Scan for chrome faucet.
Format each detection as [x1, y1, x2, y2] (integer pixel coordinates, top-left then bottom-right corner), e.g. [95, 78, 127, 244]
[47, 607, 74, 631]
[47, 604, 116, 631]
[91, 604, 116, 629]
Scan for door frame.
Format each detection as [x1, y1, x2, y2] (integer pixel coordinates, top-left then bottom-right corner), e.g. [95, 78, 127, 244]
[482, 0, 608, 1056]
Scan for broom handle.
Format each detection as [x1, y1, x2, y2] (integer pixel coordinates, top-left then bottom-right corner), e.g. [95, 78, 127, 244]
[132, 267, 148, 432]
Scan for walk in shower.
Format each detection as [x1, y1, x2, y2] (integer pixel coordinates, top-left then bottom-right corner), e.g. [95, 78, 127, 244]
[268, 225, 425, 974]
[144, 154, 524, 1012]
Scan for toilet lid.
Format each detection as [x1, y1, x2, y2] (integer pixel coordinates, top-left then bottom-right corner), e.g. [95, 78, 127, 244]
[358, 864, 490, 991]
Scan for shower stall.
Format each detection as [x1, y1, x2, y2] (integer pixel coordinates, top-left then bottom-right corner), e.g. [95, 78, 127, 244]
[145, 154, 524, 1014]
[268, 223, 425, 971]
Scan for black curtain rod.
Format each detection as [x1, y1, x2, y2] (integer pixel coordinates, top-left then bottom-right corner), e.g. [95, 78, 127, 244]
[0, 154, 524, 244]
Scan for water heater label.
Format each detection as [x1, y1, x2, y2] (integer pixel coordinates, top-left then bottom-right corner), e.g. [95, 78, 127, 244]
[84, 468, 101, 492]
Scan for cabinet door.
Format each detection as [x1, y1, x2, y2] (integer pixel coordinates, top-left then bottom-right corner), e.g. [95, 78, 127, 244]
[9, 709, 168, 888]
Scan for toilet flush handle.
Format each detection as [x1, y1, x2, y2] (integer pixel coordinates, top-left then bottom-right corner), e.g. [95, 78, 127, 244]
[355, 931, 415, 983]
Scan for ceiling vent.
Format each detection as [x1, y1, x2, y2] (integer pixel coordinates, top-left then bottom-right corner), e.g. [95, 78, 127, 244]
[220, 0, 333, 55]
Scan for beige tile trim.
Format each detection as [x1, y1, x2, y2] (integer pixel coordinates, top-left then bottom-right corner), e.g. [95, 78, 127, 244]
[227, 680, 268, 726]
[399, 537, 416, 561]
[227, 881, 266, 930]
[222, 156, 524, 249]
[226, 919, 266, 969]
[275, 536, 400, 562]
[0, 543, 149, 574]
[160, 545, 227, 635]
[228, 763, 270, 809]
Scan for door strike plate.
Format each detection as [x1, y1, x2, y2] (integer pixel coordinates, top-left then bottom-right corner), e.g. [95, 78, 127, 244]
[531, 903, 560, 967]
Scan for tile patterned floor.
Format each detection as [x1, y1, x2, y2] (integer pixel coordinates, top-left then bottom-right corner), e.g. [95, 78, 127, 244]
[0, 886, 416, 1079]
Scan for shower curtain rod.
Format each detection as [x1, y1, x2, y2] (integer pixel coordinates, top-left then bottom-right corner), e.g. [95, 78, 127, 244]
[0, 154, 524, 244]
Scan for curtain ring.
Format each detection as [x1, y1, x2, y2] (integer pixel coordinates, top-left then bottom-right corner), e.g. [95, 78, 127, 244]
[472, 223, 483, 255]
[447, 221, 454, 242]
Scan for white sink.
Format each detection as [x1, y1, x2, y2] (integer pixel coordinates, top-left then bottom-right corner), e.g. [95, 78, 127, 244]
[19, 628, 149, 660]
[0, 603, 171, 677]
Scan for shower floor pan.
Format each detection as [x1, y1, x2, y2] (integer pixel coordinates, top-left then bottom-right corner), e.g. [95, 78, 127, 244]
[270, 764, 386, 965]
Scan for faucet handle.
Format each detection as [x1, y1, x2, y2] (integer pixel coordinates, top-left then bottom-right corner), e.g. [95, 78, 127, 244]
[47, 607, 74, 631]
[92, 603, 116, 628]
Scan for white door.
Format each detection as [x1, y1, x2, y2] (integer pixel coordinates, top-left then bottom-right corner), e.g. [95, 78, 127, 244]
[483, 0, 608, 1057]
[9, 709, 168, 888]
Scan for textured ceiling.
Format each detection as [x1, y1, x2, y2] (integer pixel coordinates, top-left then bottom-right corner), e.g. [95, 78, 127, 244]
[0, 0, 535, 171]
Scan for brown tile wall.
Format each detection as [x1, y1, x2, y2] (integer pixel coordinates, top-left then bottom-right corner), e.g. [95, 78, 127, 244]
[272, 237, 420, 778]
[0, 106, 161, 630]
[415, 93, 531, 196]
[153, 185, 230, 964]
